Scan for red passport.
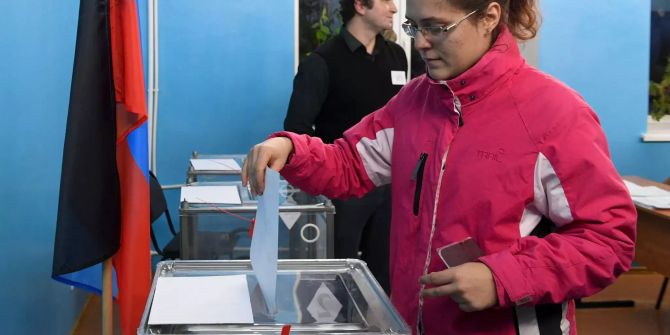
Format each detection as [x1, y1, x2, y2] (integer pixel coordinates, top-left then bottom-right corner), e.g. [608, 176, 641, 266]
[436, 237, 484, 268]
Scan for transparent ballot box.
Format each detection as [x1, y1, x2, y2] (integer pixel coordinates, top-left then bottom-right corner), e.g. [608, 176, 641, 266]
[138, 259, 410, 335]
[187, 153, 247, 183]
[179, 182, 335, 260]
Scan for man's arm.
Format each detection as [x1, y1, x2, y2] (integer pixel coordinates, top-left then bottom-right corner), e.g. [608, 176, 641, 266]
[284, 53, 329, 135]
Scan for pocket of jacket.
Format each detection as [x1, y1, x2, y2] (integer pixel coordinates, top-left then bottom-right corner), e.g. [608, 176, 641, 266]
[412, 153, 428, 216]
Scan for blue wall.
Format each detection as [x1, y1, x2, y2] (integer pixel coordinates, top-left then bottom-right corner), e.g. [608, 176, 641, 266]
[154, 0, 294, 186]
[0, 0, 666, 334]
[0, 1, 88, 334]
[149, 0, 295, 245]
[540, 0, 670, 181]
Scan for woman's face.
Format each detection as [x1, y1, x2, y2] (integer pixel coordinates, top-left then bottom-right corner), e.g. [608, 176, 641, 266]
[406, 0, 498, 80]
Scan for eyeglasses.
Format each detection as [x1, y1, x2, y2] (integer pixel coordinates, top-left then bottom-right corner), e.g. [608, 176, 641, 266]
[402, 10, 478, 39]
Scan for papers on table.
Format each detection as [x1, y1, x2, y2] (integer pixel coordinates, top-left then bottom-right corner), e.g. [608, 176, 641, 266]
[148, 275, 254, 325]
[180, 185, 241, 205]
[634, 197, 670, 209]
[190, 158, 242, 172]
[250, 167, 280, 315]
[624, 180, 670, 209]
[624, 180, 670, 197]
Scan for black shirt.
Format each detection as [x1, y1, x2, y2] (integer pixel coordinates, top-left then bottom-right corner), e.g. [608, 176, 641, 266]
[284, 28, 408, 143]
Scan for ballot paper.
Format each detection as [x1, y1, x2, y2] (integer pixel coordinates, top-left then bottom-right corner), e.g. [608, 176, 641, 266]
[190, 158, 241, 171]
[148, 275, 253, 325]
[180, 185, 241, 204]
[250, 167, 280, 315]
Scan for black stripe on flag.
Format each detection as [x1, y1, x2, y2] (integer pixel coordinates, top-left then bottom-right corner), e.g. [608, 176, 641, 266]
[52, 0, 120, 276]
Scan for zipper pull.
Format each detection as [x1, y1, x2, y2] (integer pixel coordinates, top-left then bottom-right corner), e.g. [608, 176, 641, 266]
[411, 153, 428, 180]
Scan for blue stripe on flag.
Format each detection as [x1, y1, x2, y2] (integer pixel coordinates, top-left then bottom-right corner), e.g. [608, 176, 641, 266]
[54, 264, 119, 297]
[128, 122, 149, 181]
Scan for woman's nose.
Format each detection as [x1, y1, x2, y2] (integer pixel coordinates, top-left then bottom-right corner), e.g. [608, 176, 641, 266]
[414, 31, 431, 49]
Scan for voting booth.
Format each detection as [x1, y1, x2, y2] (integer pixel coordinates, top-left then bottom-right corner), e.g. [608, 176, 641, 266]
[138, 259, 410, 334]
[179, 181, 335, 260]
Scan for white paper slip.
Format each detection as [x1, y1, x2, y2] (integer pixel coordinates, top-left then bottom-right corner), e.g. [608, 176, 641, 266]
[250, 167, 280, 315]
[190, 158, 242, 172]
[633, 196, 670, 209]
[148, 275, 254, 325]
[180, 185, 241, 204]
[624, 180, 670, 197]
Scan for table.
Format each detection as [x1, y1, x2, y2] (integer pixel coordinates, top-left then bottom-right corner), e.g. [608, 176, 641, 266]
[623, 176, 670, 309]
[624, 176, 670, 276]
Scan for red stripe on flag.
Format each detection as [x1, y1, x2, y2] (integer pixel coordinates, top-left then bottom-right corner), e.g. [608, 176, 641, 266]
[109, 1, 150, 334]
[113, 140, 150, 335]
[110, 0, 147, 143]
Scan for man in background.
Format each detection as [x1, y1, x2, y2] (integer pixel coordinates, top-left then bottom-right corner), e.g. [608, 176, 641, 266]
[284, 0, 407, 293]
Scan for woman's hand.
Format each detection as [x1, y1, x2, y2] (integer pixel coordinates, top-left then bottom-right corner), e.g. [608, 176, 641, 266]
[241, 137, 294, 195]
[420, 262, 498, 312]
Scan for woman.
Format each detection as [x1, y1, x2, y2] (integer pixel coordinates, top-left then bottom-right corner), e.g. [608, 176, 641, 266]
[243, 0, 636, 334]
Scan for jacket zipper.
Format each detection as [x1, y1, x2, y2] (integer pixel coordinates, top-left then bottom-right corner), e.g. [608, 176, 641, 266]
[416, 150, 449, 335]
[412, 153, 428, 216]
[416, 90, 462, 334]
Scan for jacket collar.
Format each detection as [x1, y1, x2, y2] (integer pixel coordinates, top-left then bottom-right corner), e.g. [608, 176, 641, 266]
[428, 25, 525, 108]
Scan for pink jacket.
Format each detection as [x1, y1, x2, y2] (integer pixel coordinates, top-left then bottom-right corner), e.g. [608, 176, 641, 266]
[275, 27, 636, 335]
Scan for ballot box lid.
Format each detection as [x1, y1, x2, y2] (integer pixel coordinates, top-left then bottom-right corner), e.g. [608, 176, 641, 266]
[179, 181, 335, 214]
[189, 154, 246, 175]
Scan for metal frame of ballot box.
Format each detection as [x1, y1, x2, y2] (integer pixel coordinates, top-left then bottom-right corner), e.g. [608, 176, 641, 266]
[138, 259, 410, 335]
[187, 152, 246, 183]
[180, 182, 335, 260]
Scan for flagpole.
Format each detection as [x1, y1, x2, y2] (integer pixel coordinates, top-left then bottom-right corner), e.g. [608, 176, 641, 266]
[102, 258, 113, 335]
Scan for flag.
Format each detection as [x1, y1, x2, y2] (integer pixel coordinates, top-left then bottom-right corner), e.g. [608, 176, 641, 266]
[52, 0, 150, 333]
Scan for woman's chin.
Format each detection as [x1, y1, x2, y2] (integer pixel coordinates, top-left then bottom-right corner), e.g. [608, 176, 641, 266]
[427, 67, 451, 81]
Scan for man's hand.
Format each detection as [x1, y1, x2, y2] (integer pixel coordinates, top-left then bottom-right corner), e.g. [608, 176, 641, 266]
[420, 262, 498, 312]
[241, 137, 294, 195]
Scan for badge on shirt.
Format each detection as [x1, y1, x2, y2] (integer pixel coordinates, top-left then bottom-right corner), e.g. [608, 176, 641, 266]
[391, 70, 407, 85]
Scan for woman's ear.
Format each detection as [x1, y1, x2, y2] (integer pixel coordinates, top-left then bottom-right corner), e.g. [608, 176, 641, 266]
[482, 2, 502, 33]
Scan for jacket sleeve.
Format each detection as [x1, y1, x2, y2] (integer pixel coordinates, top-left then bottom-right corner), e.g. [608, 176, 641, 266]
[283, 53, 329, 135]
[479, 106, 637, 308]
[272, 94, 398, 199]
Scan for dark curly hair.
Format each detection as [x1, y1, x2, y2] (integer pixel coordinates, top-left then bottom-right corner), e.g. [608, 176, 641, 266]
[340, 0, 374, 24]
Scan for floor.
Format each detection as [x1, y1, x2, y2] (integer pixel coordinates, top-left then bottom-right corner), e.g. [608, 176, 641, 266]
[576, 271, 670, 335]
[72, 295, 121, 335]
[72, 271, 670, 335]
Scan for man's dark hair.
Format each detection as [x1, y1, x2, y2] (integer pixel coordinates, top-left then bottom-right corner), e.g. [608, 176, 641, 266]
[340, 0, 374, 24]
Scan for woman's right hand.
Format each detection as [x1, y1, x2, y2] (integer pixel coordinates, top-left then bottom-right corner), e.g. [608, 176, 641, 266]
[242, 137, 294, 195]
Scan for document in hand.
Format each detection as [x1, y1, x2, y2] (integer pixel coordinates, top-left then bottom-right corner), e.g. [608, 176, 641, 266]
[250, 167, 280, 315]
[437, 237, 484, 268]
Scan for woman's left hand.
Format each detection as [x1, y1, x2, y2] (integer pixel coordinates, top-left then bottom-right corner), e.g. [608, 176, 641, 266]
[420, 262, 498, 312]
